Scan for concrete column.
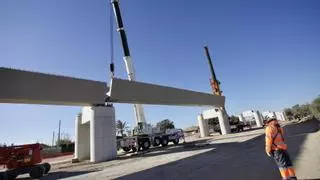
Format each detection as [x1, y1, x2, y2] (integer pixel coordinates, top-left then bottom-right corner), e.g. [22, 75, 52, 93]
[253, 111, 263, 127]
[272, 111, 277, 119]
[89, 106, 117, 163]
[217, 108, 231, 135]
[198, 114, 209, 137]
[239, 114, 245, 122]
[281, 111, 287, 121]
[74, 113, 90, 161]
[259, 112, 264, 122]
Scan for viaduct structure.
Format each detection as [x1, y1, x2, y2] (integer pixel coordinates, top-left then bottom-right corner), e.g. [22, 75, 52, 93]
[0, 67, 227, 162]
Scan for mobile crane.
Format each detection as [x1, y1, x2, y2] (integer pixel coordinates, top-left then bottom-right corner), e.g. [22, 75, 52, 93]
[111, 0, 184, 152]
[204, 46, 248, 133]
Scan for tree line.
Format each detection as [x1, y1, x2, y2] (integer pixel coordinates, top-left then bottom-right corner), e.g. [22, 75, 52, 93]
[284, 96, 320, 120]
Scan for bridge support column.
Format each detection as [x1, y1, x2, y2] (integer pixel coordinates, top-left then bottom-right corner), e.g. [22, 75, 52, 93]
[217, 108, 231, 135]
[74, 113, 90, 161]
[74, 106, 117, 163]
[239, 114, 245, 122]
[198, 114, 209, 137]
[90, 106, 117, 163]
[253, 111, 263, 127]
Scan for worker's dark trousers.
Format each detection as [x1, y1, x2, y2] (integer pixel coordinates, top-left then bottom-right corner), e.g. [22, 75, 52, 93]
[273, 149, 297, 180]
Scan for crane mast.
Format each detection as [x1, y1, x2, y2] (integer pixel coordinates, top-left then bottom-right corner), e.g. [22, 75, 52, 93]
[111, 0, 146, 125]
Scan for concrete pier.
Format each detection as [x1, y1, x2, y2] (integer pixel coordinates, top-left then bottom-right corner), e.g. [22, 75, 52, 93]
[74, 106, 117, 163]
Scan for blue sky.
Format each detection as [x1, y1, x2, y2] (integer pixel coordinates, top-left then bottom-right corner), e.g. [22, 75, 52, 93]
[1, 0, 319, 145]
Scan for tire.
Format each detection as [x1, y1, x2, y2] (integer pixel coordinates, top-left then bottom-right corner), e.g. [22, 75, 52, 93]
[142, 140, 151, 150]
[29, 165, 44, 179]
[173, 138, 179, 145]
[6, 172, 17, 180]
[131, 146, 137, 152]
[153, 137, 161, 146]
[43, 163, 51, 174]
[122, 147, 131, 152]
[161, 137, 168, 147]
[8, 175, 17, 180]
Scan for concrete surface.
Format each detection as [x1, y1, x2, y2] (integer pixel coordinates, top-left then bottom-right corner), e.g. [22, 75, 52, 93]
[17, 120, 319, 180]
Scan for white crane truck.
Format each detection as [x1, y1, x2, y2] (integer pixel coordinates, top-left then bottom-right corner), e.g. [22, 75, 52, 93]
[111, 0, 184, 152]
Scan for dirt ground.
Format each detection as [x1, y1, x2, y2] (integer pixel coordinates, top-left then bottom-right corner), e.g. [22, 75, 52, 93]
[17, 119, 320, 180]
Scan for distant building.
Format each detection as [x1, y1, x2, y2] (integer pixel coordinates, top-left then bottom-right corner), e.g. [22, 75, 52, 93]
[261, 111, 287, 121]
[242, 110, 256, 122]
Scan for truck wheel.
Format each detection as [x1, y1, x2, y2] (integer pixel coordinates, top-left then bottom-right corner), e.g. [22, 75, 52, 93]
[153, 137, 161, 146]
[173, 138, 179, 145]
[122, 147, 131, 152]
[5, 172, 17, 180]
[131, 146, 137, 152]
[142, 140, 151, 150]
[43, 163, 51, 174]
[161, 137, 168, 147]
[7, 175, 17, 180]
[29, 165, 44, 179]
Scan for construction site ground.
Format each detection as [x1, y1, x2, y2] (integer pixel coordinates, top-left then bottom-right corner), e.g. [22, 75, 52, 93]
[18, 119, 319, 180]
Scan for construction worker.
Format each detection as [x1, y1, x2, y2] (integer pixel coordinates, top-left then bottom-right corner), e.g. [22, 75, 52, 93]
[265, 117, 297, 180]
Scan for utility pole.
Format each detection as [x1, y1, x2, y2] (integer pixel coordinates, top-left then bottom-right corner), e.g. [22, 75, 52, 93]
[57, 120, 61, 147]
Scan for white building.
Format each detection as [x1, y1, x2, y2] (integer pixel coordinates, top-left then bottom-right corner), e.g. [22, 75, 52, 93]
[261, 111, 287, 121]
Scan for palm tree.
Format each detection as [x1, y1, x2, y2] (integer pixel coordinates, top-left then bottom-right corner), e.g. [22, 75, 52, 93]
[116, 120, 128, 137]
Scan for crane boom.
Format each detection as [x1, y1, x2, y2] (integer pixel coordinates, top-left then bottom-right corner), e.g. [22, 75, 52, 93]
[111, 0, 146, 125]
[204, 46, 222, 96]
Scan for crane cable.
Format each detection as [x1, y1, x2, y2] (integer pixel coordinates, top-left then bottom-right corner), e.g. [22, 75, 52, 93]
[109, 2, 115, 78]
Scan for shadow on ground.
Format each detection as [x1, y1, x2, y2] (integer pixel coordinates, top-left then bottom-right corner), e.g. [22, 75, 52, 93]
[17, 170, 96, 180]
[117, 119, 319, 180]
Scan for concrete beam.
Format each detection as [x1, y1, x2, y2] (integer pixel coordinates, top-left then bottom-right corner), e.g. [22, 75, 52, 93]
[108, 78, 225, 107]
[0, 68, 225, 108]
[0, 67, 108, 106]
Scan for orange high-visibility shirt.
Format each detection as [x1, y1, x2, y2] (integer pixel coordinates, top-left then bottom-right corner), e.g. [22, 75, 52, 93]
[265, 125, 287, 153]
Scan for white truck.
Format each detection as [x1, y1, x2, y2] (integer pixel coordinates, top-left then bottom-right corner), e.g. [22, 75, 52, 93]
[119, 125, 185, 152]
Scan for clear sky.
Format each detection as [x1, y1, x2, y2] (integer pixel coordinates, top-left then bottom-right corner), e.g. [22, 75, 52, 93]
[1, 0, 319, 145]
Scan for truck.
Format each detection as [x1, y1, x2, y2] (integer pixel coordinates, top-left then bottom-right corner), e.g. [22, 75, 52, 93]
[110, 0, 184, 153]
[119, 126, 185, 152]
